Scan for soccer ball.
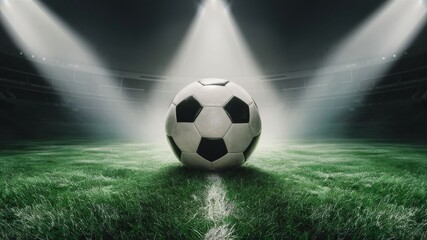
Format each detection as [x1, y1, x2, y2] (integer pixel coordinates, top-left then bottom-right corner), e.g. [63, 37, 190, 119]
[165, 78, 261, 170]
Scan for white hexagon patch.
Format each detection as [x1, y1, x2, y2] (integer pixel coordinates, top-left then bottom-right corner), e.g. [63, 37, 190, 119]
[226, 82, 254, 105]
[165, 104, 177, 136]
[172, 81, 203, 105]
[194, 86, 233, 107]
[249, 103, 261, 136]
[198, 78, 229, 86]
[223, 124, 253, 153]
[212, 153, 245, 170]
[172, 123, 201, 152]
[181, 152, 212, 170]
[195, 107, 232, 138]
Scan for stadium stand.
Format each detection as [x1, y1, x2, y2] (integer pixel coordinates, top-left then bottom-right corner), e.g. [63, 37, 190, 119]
[0, 49, 426, 139]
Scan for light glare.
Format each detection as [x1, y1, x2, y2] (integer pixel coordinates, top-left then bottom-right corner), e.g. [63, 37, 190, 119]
[0, 0, 141, 138]
[146, 0, 286, 141]
[289, 0, 427, 138]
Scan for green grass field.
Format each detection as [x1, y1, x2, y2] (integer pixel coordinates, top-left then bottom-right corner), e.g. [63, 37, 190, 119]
[1, 140, 426, 239]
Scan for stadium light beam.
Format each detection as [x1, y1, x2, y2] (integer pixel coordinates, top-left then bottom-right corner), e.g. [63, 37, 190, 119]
[0, 0, 141, 138]
[165, 0, 260, 81]
[292, 0, 427, 137]
[147, 0, 286, 141]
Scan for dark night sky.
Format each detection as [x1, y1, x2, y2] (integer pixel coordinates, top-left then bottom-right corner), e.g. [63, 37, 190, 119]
[1, 0, 426, 74]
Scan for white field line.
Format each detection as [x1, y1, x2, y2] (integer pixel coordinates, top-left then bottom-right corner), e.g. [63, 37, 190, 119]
[203, 174, 235, 240]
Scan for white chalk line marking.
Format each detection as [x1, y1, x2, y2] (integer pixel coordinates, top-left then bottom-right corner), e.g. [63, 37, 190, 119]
[203, 174, 235, 240]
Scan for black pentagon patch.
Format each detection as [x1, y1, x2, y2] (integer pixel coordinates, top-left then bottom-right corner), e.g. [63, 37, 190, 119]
[198, 79, 229, 86]
[176, 96, 202, 122]
[167, 136, 182, 160]
[224, 97, 250, 123]
[244, 134, 260, 161]
[197, 138, 228, 162]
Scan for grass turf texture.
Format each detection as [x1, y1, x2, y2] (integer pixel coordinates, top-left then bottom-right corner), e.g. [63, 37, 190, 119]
[1, 140, 426, 239]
